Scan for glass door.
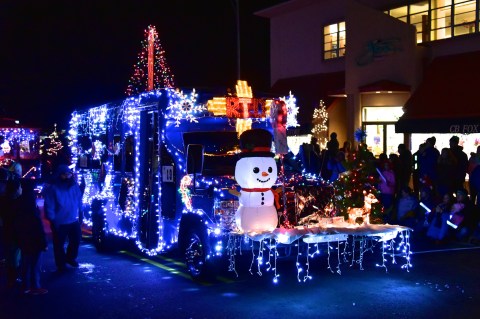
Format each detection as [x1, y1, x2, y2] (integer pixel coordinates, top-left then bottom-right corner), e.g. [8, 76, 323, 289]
[364, 124, 384, 157]
[363, 123, 404, 157]
[386, 124, 404, 155]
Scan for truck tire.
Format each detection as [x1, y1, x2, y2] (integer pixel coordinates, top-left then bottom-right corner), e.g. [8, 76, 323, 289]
[92, 219, 109, 252]
[184, 230, 210, 279]
[91, 199, 111, 252]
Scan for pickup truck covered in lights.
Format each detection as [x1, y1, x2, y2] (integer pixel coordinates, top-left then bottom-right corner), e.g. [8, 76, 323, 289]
[69, 82, 339, 279]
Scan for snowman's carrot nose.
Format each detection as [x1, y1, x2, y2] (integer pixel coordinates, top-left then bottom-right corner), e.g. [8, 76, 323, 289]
[261, 171, 268, 176]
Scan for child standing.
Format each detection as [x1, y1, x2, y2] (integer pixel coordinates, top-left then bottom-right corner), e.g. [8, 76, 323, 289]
[14, 180, 48, 295]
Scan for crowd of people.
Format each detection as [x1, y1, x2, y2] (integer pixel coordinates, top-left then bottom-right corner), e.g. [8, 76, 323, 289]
[0, 162, 83, 295]
[299, 133, 480, 244]
[2, 130, 480, 295]
[0, 162, 48, 295]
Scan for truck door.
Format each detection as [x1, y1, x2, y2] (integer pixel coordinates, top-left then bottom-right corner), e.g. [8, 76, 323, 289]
[137, 110, 160, 250]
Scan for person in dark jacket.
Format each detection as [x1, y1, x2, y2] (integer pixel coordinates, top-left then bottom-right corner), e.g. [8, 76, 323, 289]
[418, 137, 440, 193]
[412, 143, 426, 198]
[0, 166, 22, 288]
[449, 136, 469, 191]
[397, 143, 413, 191]
[468, 145, 480, 205]
[44, 164, 83, 271]
[14, 180, 48, 295]
[436, 148, 457, 197]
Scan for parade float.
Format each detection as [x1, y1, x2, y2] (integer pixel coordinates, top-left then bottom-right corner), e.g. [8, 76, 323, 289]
[68, 80, 411, 283]
[67, 25, 411, 283]
[0, 117, 41, 179]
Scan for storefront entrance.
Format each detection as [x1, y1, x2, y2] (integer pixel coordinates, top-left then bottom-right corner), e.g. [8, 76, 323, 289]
[362, 106, 404, 157]
[363, 123, 404, 157]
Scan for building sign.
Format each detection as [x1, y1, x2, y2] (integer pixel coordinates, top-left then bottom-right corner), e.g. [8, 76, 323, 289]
[396, 117, 480, 134]
[450, 124, 479, 134]
[356, 38, 402, 66]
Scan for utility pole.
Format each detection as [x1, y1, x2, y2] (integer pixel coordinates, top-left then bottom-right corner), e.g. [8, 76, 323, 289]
[233, 0, 241, 80]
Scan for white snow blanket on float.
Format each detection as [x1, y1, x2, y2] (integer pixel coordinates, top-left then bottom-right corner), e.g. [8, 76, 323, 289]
[232, 223, 411, 245]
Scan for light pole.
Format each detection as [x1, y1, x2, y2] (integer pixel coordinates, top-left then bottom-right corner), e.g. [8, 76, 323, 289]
[232, 0, 241, 80]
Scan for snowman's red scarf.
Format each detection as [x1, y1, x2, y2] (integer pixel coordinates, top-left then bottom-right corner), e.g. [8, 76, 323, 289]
[241, 188, 281, 209]
[241, 188, 270, 192]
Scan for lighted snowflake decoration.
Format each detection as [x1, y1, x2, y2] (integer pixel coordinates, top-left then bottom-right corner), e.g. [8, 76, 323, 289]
[166, 89, 207, 126]
[280, 91, 299, 128]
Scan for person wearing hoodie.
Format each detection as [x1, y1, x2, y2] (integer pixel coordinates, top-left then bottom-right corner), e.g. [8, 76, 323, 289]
[0, 164, 22, 288]
[44, 165, 82, 271]
[14, 179, 48, 295]
[449, 136, 469, 192]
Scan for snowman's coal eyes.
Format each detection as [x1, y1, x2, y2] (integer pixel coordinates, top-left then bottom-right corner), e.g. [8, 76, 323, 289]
[268, 167, 273, 173]
[253, 167, 260, 174]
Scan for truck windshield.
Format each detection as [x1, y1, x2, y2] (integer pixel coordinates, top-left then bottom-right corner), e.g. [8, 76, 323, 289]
[183, 131, 239, 176]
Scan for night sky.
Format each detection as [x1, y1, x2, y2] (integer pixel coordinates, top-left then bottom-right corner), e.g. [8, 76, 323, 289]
[0, 0, 286, 131]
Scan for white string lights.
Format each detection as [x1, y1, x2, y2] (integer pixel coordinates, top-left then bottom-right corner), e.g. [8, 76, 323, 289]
[226, 228, 412, 284]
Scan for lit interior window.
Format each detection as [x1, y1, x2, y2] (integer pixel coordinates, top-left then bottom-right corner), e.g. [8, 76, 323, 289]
[323, 21, 346, 60]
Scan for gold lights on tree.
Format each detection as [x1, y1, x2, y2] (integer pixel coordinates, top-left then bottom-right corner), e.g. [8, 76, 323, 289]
[311, 100, 329, 145]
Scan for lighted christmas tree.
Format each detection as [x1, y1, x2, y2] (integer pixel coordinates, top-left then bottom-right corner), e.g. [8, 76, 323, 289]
[332, 130, 384, 224]
[40, 124, 70, 178]
[126, 25, 175, 96]
[311, 100, 328, 147]
[40, 123, 63, 156]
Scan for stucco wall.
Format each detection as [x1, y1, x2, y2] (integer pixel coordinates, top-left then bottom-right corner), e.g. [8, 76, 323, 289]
[269, 0, 347, 84]
[345, 1, 419, 93]
[327, 97, 348, 147]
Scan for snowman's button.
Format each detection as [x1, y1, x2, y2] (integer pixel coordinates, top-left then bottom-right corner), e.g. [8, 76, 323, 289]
[261, 202, 264, 205]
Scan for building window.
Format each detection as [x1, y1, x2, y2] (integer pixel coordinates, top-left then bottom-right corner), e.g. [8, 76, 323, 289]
[323, 22, 346, 60]
[387, 0, 479, 43]
[431, 0, 453, 40]
[453, 0, 476, 36]
[410, 1, 430, 42]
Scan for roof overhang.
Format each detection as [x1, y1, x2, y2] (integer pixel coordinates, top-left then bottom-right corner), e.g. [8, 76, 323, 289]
[396, 50, 480, 133]
[359, 80, 410, 94]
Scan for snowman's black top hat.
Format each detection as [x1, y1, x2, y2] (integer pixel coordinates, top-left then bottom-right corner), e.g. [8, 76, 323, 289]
[239, 129, 274, 158]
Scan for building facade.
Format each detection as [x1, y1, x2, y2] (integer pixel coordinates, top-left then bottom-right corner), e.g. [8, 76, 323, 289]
[257, 0, 480, 156]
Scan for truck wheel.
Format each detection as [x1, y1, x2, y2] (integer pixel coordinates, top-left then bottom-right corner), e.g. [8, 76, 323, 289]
[185, 231, 208, 279]
[92, 220, 110, 252]
[91, 199, 111, 252]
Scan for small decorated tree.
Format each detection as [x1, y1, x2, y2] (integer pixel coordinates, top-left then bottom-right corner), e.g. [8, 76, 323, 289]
[126, 25, 175, 96]
[40, 124, 70, 178]
[332, 128, 384, 224]
[311, 100, 328, 147]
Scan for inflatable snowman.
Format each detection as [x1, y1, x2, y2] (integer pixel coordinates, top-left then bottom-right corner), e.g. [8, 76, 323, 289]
[234, 129, 279, 233]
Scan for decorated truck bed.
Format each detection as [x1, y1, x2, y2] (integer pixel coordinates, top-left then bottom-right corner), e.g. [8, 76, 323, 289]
[226, 222, 411, 283]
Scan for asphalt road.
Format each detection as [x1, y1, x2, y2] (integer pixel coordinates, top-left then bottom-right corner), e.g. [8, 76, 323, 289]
[1, 234, 480, 319]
